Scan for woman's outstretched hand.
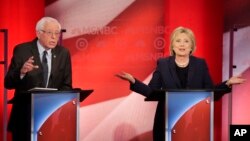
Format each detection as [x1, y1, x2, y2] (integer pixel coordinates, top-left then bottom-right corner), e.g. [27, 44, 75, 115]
[115, 72, 136, 84]
[226, 75, 246, 87]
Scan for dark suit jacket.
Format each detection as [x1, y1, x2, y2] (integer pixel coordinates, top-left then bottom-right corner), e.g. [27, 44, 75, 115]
[4, 38, 72, 133]
[130, 56, 230, 141]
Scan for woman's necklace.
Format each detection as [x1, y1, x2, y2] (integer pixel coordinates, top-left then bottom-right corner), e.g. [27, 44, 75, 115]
[175, 59, 189, 67]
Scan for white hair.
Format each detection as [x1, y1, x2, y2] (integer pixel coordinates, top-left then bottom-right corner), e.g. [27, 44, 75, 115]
[35, 17, 61, 31]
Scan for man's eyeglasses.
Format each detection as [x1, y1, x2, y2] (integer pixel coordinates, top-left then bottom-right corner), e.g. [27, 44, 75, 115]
[40, 30, 61, 37]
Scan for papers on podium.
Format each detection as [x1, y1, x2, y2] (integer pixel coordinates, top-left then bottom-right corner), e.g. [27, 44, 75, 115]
[28, 87, 58, 92]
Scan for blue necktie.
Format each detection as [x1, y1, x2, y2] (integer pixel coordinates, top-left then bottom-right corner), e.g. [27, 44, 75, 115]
[42, 51, 48, 87]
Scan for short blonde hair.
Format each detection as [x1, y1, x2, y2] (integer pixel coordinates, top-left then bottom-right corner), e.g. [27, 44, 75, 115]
[169, 26, 196, 56]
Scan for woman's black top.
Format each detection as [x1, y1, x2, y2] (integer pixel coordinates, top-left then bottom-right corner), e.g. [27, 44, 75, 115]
[175, 64, 189, 88]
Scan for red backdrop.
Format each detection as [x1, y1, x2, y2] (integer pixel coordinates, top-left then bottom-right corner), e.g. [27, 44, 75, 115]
[1, 0, 225, 141]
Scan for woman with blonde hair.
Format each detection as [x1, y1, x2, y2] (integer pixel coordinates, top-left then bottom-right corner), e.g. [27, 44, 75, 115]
[116, 26, 245, 141]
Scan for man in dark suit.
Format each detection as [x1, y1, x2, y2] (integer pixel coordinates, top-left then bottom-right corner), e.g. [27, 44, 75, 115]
[4, 17, 72, 141]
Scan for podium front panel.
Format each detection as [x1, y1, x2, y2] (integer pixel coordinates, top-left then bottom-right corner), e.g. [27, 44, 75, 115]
[165, 91, 214, 141]
[31, 92, 80, 141]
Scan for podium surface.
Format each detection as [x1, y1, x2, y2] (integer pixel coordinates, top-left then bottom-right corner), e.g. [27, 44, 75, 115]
[30, 90, 92, 141]
[147, 90, 214, 141]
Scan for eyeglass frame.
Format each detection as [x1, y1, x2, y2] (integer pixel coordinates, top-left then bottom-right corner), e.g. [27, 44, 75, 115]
[40, 30, 61, 37]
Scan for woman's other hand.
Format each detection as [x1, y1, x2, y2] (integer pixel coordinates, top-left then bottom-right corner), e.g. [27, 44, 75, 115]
[115, 72, 136, 84]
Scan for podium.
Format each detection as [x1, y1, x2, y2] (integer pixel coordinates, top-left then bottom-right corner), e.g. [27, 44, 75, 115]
[146, 90, 214, 141]
[30, 89, 93, 141]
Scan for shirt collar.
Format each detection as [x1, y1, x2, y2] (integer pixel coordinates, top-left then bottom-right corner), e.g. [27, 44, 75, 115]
[37, 41, 52, 55]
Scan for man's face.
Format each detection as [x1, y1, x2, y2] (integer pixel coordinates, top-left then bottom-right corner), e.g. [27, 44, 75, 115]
[36, 22, 61, 49]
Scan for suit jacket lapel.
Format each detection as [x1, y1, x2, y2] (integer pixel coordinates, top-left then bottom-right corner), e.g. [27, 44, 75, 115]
[28, 39, 45, 87]
[30, 39, 43, 69]
[187, 56, 195, 88]
[48, 47, 58, 87]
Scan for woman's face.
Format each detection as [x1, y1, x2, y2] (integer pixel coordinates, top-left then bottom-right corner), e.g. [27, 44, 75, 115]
[172, 33, 193, 57]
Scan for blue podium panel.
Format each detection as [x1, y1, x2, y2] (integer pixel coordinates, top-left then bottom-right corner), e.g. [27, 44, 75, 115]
[31, 91, 80, 141]
[165, 91, 214, 141]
